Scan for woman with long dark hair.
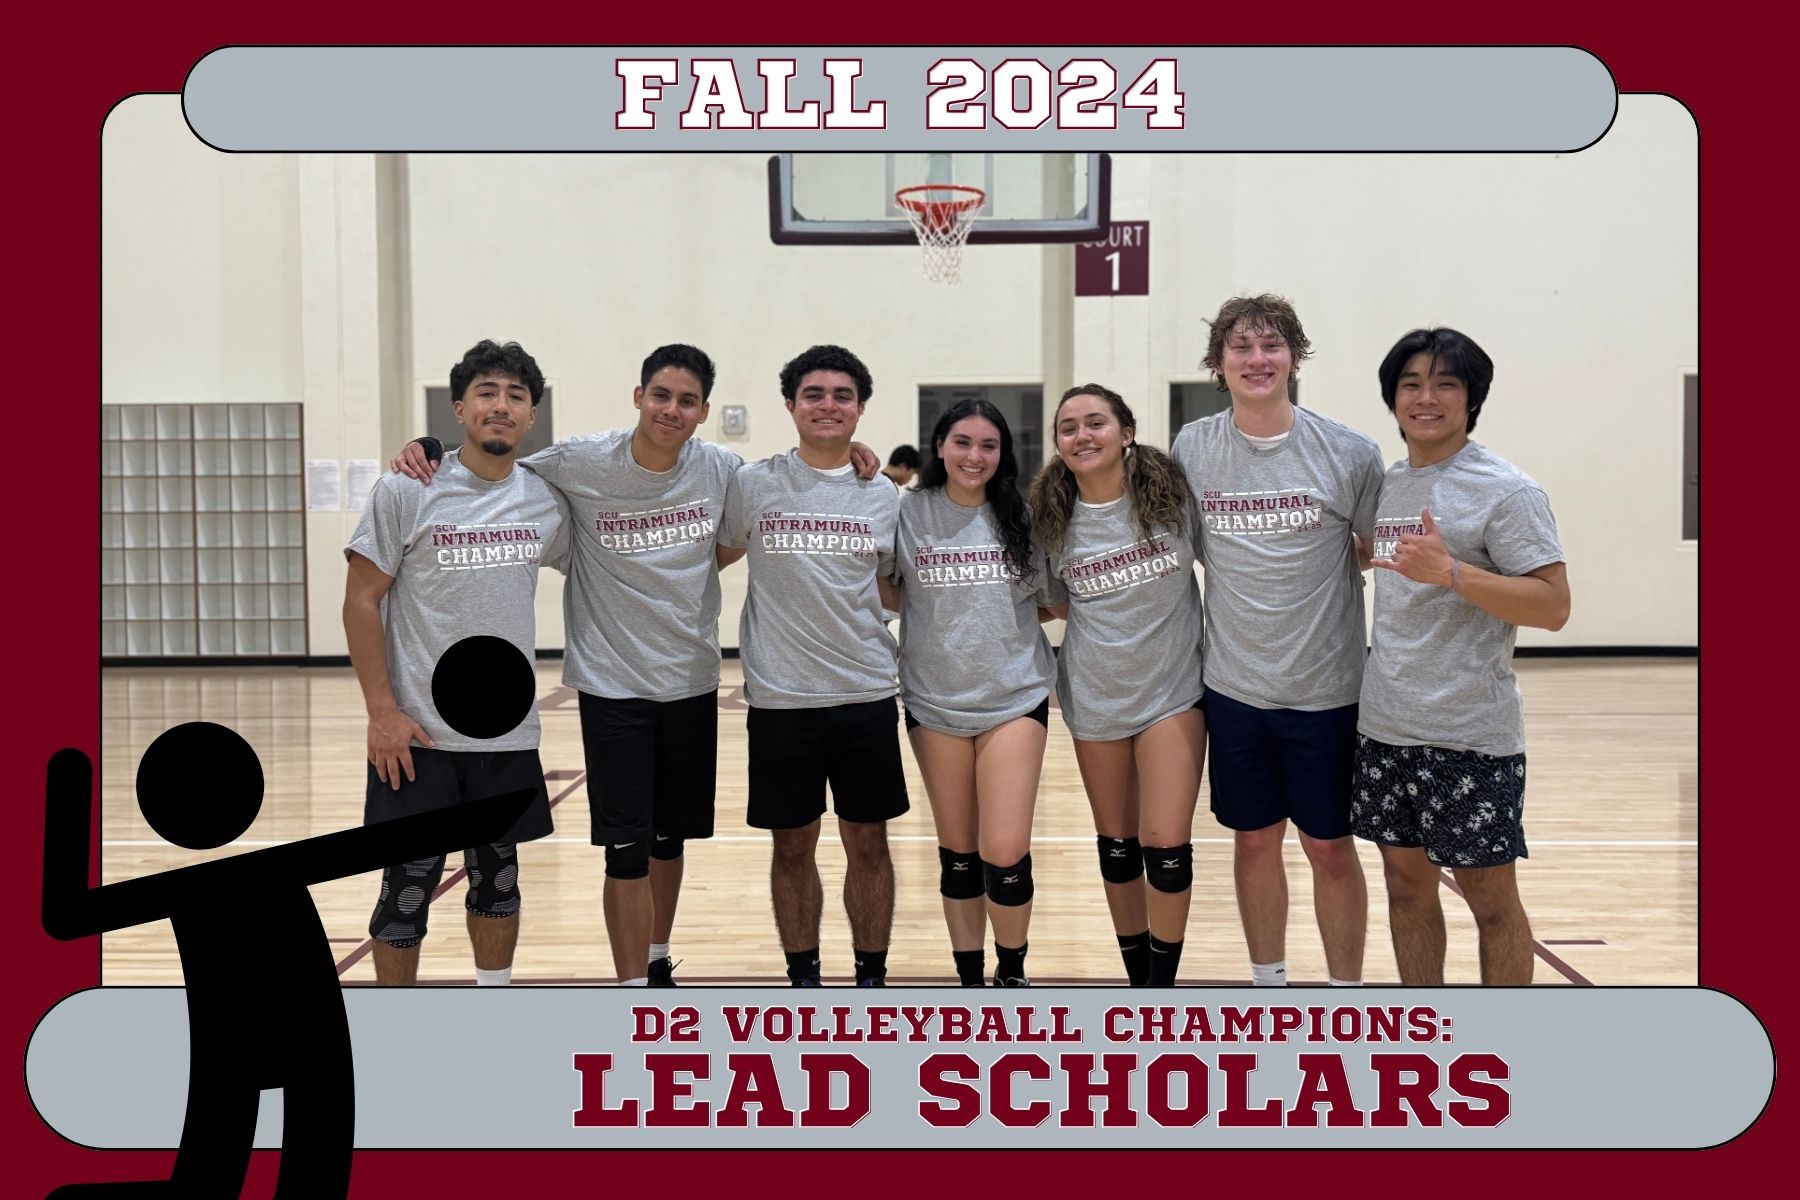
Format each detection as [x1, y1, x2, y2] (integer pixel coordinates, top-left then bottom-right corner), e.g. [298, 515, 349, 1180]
[1030, 384, 1206, 986]
[883, 398, 1056, 987]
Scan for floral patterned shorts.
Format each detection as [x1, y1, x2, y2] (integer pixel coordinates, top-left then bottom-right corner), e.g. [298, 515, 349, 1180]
[1349, 735, 1528, 868]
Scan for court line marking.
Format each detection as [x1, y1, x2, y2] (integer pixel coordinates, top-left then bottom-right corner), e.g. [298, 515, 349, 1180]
[1438, 869, 1591, 986]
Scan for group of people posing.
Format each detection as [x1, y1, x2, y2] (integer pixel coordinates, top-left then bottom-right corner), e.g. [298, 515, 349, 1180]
[344, 293, 1570, 990]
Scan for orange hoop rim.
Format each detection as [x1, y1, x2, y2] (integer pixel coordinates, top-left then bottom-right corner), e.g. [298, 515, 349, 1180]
[895, 184, 987, 230]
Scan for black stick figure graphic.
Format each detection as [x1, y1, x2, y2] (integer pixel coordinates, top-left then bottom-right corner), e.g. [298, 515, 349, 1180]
[42, 667, 535, 1196]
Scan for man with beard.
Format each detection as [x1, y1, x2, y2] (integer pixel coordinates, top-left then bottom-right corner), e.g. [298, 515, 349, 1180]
[346, 339, 569, 986]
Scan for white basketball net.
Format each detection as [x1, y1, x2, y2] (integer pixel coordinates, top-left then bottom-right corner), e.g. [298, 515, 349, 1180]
[897, 186, 984, 285]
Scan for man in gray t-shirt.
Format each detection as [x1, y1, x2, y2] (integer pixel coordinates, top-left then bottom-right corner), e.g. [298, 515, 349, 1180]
[1354, 327, 1570, 985]
[718, 344, 908, 988]
[1172, 294, 1384, 989]
[345, 339, 568, 987]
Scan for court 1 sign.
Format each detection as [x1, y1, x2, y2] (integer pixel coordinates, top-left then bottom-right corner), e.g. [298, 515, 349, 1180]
[1075, 221, 1149, 297]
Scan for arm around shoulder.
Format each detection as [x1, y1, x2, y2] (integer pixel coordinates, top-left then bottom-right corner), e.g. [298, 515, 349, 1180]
[391, 436, 442, 482]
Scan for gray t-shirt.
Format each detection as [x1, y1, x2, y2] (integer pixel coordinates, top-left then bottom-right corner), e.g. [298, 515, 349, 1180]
[521, 431, 741, 701]
[892, 487, 1057, 735]
[1172, 405, 1384, 711]
[346, 451, 569, 752]
[1359, 442, 1565, 757]
[719, 451, 901, 709]
[1043, 495, 1205, 742]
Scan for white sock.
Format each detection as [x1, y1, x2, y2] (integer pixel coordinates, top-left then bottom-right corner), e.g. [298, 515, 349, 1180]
[1251, 960, 1288, 987]
[619, 976, 649, 987]
[1328, 976, 1363, 987]
[474, 966, 512, 987]
[649, 942, 671, 964]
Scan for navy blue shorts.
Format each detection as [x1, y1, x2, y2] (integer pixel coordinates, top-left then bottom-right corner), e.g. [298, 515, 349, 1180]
[1350, 735, 1529, 868]
[1203, 691, 1357, 839]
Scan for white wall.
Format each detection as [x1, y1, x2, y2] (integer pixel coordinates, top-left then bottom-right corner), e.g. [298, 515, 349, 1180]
[104, 99, 387, 656]
[102, 101, 303, 404]
[1088, 97, 1698, 646]
[102, 96, 1697, 656]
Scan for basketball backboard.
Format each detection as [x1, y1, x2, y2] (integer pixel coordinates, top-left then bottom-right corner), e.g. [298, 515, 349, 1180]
[768, 153, 1110, 245]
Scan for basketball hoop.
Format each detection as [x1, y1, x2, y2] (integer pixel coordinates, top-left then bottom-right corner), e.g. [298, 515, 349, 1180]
[895, 184, 986, 284]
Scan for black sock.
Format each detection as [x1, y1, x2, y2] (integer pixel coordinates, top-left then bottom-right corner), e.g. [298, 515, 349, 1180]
[854, 948, 888, 984]
[1148, 934, 1185, 986]
[952, 948, 985, 987]
[785, 948, 821, 984]
[995, 942, 1028, 982]
[1117, 930, 1151, 986]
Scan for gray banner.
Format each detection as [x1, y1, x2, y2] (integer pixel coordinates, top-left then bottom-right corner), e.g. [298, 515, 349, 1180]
[27, 987, 1770, 1148]
[182, 47, 1615, 152]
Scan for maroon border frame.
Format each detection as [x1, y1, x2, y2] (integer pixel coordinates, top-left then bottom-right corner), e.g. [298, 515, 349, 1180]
[10, 8, 1778, 1195]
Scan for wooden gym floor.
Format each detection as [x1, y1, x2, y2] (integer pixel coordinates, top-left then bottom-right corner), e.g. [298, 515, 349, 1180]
[96, 657, 1695, 987]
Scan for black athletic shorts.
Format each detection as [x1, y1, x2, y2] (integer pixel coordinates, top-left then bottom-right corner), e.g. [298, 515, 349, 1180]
[364, 746, 553, 844]
[578, 689, 718, 845]
[746, 697, 911, 829]
[903, 695, 1050, 734]
[1204, 691, 1357, 840]
[1349, 734, 1529, 868]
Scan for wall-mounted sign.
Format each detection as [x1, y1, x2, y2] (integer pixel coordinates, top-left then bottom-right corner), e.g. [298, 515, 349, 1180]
[1075, 221, 1149, 297]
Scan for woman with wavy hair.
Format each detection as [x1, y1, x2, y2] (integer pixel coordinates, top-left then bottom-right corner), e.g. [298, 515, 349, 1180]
[1031, 384, 1206, 986]
[881, 398, 1056, 987]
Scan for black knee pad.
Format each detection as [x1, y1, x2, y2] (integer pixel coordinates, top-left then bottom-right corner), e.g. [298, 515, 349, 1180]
[650, 834, 685, 861]
[982, 853, 1035, 908]
[466, 842, 523, 918]
[604, 838, 652, 881]
[1097, 836, 1144, 884]
[1143, 842, 1195, 894]
[369, 853, 447, 947]
[938, 846, 984, 900]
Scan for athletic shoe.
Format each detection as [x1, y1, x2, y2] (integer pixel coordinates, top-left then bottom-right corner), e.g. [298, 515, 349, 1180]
[856, 977, 886, 987]
[790, 976, 822, 988]
[647, 956, 679, 987]
[992, 974, 1032, 987]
